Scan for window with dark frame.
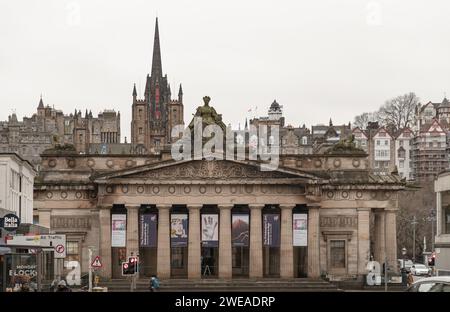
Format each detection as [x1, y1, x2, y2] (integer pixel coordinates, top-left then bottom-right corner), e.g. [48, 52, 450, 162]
[330, 240, 346, 268]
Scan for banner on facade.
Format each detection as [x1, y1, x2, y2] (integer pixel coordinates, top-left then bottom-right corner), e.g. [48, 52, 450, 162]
[232, 214, 249, 247]
[139, 213, 157, 248]
[170, 214, 188, 247]
[263, 214, 280, 247]
[293, 213, 308, 246]
[201, 214, 219, 247]
[111, 214, 127, 247]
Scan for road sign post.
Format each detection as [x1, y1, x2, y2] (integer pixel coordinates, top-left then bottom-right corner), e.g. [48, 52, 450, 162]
[88, 248, 93, 292]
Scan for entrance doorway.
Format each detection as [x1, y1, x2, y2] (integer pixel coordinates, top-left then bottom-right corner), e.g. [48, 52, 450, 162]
[138, 205, 158, 277]
[293, 205, 308, 277]
[111, 204, 127, 279]
[201, 247, 218, 277]
[262, 205, 281, 277]
[170, 205, 188, 278]
[232, 246, 249, 277]
[111, 247, 127, 279]
[232, 205, 250, 277]
[201, 205, 219, 278]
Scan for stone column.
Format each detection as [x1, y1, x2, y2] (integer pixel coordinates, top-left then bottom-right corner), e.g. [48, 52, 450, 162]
[357, 208, 371, 275]
[385, 210, 398, 273]
[126, 205, 139, 257]
[188, 205, 202, 279]
[249, 204, 264, 278]
[280, 205, 294, 278]
[307, 206, 320, 278]
[38, 208, 51, 229]
[98, 206, 112, 279]
[156, 205, 171, 279]
[219, 204, 233, 279]
[373, 211, 385, 263]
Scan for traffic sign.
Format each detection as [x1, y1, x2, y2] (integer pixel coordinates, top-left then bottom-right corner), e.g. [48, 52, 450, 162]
[91, 256, 102, 268]
[55, 244, 65, 254]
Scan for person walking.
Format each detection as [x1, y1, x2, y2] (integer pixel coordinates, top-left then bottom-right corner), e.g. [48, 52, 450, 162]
[407, 272, 414, 287]
[150, 275, 160, 292]
[55, 280, 72, 292]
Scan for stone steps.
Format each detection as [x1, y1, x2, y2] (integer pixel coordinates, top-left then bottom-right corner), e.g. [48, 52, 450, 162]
[98, 278, 341, 292]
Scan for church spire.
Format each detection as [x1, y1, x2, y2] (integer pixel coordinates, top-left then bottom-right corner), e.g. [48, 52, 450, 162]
[178, 83, 183, 102]
[38, 95, 44, 109]
[151, 17, 162, 78]
[132, 83, 137, 97]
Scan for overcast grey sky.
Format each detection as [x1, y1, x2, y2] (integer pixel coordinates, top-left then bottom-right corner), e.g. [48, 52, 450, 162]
[1, 0, 450, 141]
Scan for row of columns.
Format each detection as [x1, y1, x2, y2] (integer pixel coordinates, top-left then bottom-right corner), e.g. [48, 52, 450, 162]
[373, 210, 398, 273]
[115, 204, 321, 279]
[96, 204, 396, 279]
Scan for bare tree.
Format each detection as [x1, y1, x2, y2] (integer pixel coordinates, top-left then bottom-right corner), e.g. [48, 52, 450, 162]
[353, 111, 379, 130]
[377, 92, 419, 131]
[397, 183, 435, 262]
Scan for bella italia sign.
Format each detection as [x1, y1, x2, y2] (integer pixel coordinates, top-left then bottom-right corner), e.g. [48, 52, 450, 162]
[1, 213, 21, 232]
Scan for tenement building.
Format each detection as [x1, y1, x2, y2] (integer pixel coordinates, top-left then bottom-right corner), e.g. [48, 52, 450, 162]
[32, 18, 404, 282]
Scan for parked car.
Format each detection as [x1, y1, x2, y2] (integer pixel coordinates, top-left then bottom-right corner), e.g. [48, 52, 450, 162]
[410, 264, 431, 276]
[406, 276, 450, 292]
[398, 259, 414, 272]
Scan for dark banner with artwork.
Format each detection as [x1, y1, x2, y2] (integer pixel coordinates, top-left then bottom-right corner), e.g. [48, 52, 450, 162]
[263, 214, 280, 247]
[201, 214, 219, 247]
[170, 214, 188, 247]
[232, 214, 249, 247]
[139, 213, 157, 247]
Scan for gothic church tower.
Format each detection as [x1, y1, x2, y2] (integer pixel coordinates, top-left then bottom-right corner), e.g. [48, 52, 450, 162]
[131, 18, 184, 154]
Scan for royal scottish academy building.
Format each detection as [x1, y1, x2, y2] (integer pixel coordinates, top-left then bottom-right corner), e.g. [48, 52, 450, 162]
[33, 19, 404, 282]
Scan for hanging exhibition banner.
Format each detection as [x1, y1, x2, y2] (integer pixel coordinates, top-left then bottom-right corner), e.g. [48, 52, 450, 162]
[263, 214, 280, 247]
[232, 214, 249, 247]
[201, 214, 219, 247]
[293, 213, 308, 246]
[171, 214, 188, 247]
[139, 214, 157, 248]
[111, 214, 127, 247]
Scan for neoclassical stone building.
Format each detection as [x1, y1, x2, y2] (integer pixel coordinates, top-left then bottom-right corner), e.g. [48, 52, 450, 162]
[34, 141, 404, 281]
[32, 18, 404, 282]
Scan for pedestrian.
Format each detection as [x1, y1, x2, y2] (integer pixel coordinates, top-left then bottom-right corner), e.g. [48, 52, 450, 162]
[150, 275, 160, 292]
[407, 272, 414, 287]
[50, 277, 59, 292]
[55, 280, 72, 292]
[19, 283, 31, 292]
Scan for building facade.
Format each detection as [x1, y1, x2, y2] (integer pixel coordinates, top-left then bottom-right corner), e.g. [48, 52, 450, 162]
[434, 170, 450, 275]
[0, 98, 121, 167]
[34, 98, 404, 281]
[412, 119, 448, 181]
[369, 127, 395, 175]
[0, 153, 36, 224]
[394, 128, 414, 180]
[27, 17, 405, 282]
[352, 127, 369, 153]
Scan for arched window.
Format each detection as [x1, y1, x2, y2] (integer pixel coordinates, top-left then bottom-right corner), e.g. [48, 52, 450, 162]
[301, 136, 308, 145]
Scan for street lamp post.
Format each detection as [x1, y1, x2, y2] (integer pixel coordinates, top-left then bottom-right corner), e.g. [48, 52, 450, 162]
[401, 247, 407, 286]
[402, 247, 407, 270]
[412, 216, 418, 263]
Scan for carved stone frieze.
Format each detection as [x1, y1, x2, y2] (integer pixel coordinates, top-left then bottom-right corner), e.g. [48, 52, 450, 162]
[131, 160, 293, 180]
[320, 215, 358, 229]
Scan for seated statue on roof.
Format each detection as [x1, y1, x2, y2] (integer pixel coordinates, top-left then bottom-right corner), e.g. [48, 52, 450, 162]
[188, 96, 227, 132]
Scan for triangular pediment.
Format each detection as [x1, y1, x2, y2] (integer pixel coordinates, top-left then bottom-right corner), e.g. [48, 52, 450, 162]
[94, 159, 319, 182]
